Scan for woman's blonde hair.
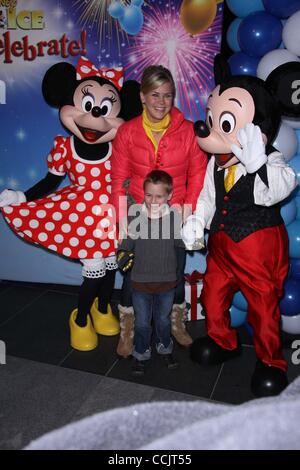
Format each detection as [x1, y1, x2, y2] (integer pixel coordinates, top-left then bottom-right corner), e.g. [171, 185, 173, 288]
[140, 65, 176, 96]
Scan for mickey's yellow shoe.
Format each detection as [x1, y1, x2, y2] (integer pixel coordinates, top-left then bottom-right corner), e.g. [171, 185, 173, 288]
[90, 299, 120, 336]
[69, 309, 98, 351]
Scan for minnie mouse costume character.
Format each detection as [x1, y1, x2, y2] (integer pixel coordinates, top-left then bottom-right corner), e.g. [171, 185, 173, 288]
[0, 56, 142, 352]
[182, 54, 299, 397]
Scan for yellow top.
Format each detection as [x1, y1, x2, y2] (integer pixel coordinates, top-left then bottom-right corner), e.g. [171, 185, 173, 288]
[142, 109, 171, 153]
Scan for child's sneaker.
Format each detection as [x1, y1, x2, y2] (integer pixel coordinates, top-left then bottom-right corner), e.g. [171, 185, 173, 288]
[162, 354, 179, 370]
[131, 358, 146, 376]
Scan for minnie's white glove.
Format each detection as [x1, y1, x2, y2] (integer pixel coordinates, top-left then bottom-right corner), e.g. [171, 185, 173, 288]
[181, 215, 205, 250]
[0, 189, 26, 207]
[231, 123, 267, 174]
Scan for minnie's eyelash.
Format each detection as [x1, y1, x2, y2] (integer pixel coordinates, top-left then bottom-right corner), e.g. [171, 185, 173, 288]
[82, 87, 91, 96]
[109, 94, 117, 103]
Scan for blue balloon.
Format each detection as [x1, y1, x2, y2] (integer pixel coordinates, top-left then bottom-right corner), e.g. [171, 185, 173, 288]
[228, 52, 260, 76]
[296, 197, 300, 219]
[238, 11, 283, 57]
[119, 5, 144, 35]
[226, 18, 242, 52]
[280, 198, 297, 225]
[288, 154, 300, 197]
[232, 291, 248, 311]
[280, 278, 300, 316]
[108, 1, 125, 18]
[227, 0, 264, 17]
[230, 305, 248, 328]
[263, 0, 300, 18]
[244, 321, 254, 337]
[287, 219, 300, 258]
[289, 258, 300, 280]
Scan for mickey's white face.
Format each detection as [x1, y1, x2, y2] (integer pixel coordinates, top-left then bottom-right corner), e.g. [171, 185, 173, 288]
[198, 85, 256, 168]
[60, 80, 124, 145]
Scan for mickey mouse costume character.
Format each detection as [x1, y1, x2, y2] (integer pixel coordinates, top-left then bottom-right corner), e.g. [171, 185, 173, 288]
[0, 56, 142, 352]
[182, 54, 299, 397]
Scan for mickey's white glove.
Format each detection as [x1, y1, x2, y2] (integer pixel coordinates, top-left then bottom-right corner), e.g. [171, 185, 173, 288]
[0, 189, 26, 207]
[231, 123, 267, 174]
[181, 215, 205, 251]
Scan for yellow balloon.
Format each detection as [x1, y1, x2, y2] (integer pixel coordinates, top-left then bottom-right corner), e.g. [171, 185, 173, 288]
[180, 0, 217, 35]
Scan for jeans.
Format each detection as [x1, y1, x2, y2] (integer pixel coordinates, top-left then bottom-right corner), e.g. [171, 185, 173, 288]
[121, 247, 186, 308]
[132, 287, 175, 361]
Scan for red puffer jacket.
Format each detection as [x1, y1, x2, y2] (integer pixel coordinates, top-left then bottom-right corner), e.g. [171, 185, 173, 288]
[111, 107, 207, 218]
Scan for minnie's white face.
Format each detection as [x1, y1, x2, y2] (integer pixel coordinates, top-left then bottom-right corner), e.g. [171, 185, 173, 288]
[60, 80, 124, 144]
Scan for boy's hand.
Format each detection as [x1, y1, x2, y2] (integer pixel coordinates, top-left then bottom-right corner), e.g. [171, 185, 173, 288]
[117, 250, 134, 272]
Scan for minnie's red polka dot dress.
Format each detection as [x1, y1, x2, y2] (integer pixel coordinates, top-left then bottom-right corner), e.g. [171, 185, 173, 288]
[2, 136, 117, 267]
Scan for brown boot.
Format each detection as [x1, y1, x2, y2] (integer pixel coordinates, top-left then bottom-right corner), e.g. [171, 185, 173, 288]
[116, 305, 134, 358]
[171, 302, 193, 347]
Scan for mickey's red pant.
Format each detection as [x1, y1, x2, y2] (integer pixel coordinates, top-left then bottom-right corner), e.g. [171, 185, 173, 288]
[200, 225, 289, 371]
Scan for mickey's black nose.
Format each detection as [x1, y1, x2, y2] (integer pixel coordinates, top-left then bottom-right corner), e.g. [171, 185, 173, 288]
[194, 120, 210, 138]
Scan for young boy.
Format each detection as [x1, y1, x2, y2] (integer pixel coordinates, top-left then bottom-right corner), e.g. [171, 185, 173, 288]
[117, 170, 185, 376]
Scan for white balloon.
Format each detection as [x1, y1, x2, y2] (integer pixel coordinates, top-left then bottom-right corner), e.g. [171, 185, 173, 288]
[273, 122, 298, 161]
[282, 117, 300, 130]
[281, 314, 300, 335]
[257, 49, 300, 81]
[282, 11, 300, 57]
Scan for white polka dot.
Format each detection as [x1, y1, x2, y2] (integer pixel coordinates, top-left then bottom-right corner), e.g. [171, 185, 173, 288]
[91, 181, 101, 190]
[78, 249, 88, 258]
[69, 213, 79, 223]
[29, 219, 39, 229]
[27, 202, 37, 207]
[106, 71, 115, 78]
[91, 167, 100, 177]
[45, 222, 55, 231]
[61, 224, 71, 233]
[77, 227, 87, 236]
[76, 163, 85, 173]
[100, 218, 110, 228]
[60, 201, 70, 210]
[63, 247, 72, 257]
[53, 152, 61, 161]
[69, 172, 75, 181]
[108, 231, 115, 239]
[84, 191, 93, 201]
[3, 207, 13, 214]
[54, 234, 64, 243]
[44, 202, 54, 209]
[67, 193, 77, 200]
[37, 210, 46, 219]
[118, 77, 124, 88]
[20, 209, 30, 216]
[52, 195, 62, 202]
[24, 230, 32, 238]
[84, 216, 94, 226]
[76, 202, 86, 212]
[105, 174, 111, 182]
[92, 205, 101, 216]
[58, 165, 64, 173]
[78, 176, 86, 186]
[93, 251, 103, 259]
[107, 185, 112, 194]
[93, 229, 103, 238]
[52, 212, 63, 221]
[80, 65, 91, 74]
[18, 233, 24, 238]
[115, 66, 123, 72]
[66, 161, 71, 169]
[85, 239, 95, 248]
[38, 232, 48, 242]
[101, 241, 110, 250]
[99, 194, 109, 204]
[70, 237, 79, 247]
[108, 208, 113, 217]
[108, 251, 115, 257]
[13, 218, 22, 227]
[48, 244, 57, 251]
[104, 161, 111, 170]
[47, 154, 52, 162]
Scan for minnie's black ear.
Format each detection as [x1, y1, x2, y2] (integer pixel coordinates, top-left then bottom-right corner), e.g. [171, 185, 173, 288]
[42, 62, 77, 108]
[265, 61, 300, 118]
[214, 53, 232, 85]
[119, 80, 143, 121]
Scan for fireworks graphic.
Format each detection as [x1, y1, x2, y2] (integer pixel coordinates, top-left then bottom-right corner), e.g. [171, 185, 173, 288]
[125, 1, 223, 120]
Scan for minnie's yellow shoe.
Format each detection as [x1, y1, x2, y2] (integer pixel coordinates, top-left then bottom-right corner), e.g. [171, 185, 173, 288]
[69, 309, 98, 351]
[90, 299, 120, 336]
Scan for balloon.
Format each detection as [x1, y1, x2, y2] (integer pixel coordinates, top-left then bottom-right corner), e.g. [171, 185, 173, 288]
[108, 1, 125, 18]
[179, 0, 217, 35]
[273, 122, 298, 161]
[280, 198, 297, 225]
[289, 258, 300, 279]
[228, 52, 260, 76]
[119, 5, 144, 35]
[280, 278, 300, 316]
[226, 18, 242, 52]
[230, 305, 247, 328]
[282, 117, 300, 130]
[227, 0, 264, 18]
[287, 220, 300, 258]
[288, 155, 300, 198]
[232, 291, 248, 311]
[296, 196, 300, 218]
[238, 12, 282, 58]
[257, 49, 300, 81]
[282, 11, 300, 57]
[263, 0, 300, 19]
[281, 313, 300, 334]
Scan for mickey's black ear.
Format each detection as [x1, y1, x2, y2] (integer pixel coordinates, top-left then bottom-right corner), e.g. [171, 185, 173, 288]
[214, 53, 232, 85]
[119, 80, 143, 121]
[265, 61, 300, 118]
[42, 62, 77, 108]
